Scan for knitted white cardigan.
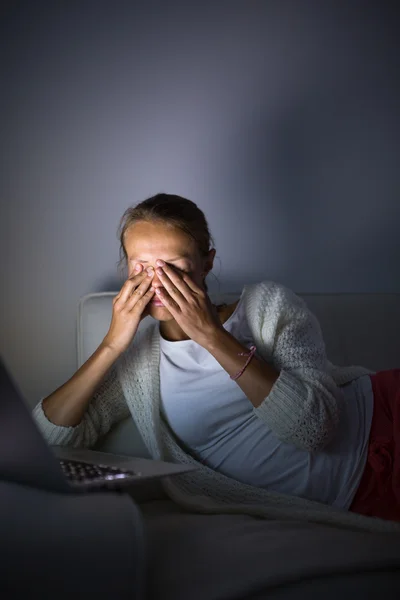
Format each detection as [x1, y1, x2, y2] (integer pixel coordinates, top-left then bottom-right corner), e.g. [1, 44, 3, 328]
[33, 280, 400, 534]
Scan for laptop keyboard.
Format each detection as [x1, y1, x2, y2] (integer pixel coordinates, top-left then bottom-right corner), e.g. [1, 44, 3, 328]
[59, 459, 136, 484]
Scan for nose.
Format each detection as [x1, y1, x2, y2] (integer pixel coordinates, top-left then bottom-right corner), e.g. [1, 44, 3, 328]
[147, 267, 163, 290]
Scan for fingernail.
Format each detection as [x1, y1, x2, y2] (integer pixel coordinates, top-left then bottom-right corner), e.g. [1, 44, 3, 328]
[156, 259, 165, 266]
[147, 267, 154, 276]
[135, 264, 141, 271]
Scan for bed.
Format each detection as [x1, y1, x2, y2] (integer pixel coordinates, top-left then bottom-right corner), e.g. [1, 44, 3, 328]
[80, 288, 400, 599]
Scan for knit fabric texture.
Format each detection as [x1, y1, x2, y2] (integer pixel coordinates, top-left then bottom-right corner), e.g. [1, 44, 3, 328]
[33, 280, 400, 534]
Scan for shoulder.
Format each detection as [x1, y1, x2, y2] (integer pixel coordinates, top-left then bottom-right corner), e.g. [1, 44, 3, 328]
[242, 282, 327, 363]
[241, 280, 320, 340]
[242, 280, 307, 314]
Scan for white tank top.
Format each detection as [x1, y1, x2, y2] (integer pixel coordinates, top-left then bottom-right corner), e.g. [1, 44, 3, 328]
[159, 290, 374, 509]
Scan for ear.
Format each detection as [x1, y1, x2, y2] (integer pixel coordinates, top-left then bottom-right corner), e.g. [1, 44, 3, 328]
[202, 248, 216, 276]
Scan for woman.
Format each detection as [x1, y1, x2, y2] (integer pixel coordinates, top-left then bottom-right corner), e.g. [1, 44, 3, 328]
[33, 193, 400, 533]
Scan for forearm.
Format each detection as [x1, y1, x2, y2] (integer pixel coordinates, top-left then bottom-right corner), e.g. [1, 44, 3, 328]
[203, 329, 279, 407]
[204, 328, 339, 450]
[42, 342, 121, 427]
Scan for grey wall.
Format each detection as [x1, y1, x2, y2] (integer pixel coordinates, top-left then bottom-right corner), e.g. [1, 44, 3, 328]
[0, 0, 399, 405]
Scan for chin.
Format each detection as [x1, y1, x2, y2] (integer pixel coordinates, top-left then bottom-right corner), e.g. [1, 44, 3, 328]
[148, 303, 174, 321]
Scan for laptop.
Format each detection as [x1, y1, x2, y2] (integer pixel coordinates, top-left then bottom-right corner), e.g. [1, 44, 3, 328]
[0, 357, 196, 494]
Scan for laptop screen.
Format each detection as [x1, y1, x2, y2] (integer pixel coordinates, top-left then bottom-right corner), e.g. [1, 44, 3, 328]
[0, 357, 70, 493]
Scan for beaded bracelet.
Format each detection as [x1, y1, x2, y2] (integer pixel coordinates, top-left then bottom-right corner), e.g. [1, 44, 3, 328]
[230, 345, 257, 380]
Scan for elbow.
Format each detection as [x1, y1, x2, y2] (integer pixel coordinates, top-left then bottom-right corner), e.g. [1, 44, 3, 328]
[288, 413, 340, 452]
[254, 370, 342, 452]
[298, 433, 334, 452]
[297, 380, 342, 452]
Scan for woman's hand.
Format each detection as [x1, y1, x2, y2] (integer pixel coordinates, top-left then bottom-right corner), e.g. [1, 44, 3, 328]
[153, 260, 224, 346]
[102, 265, 155, 354]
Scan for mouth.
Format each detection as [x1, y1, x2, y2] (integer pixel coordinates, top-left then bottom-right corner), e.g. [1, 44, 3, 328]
[150, 299, 165, 306]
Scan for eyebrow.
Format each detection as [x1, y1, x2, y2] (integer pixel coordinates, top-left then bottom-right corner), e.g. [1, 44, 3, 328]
[129, 254, 190, 263]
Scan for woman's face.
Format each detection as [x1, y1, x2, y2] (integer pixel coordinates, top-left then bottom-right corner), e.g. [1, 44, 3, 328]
[123, 220, 214, 322]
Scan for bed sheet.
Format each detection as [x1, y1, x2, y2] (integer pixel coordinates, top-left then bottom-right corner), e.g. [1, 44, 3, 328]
[139, 499, 400, 600]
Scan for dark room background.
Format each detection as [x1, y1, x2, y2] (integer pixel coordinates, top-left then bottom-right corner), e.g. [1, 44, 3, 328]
[0, 0, 398, 403]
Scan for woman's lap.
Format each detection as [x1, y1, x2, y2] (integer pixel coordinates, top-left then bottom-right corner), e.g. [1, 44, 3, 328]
[349, 369, 400, 521]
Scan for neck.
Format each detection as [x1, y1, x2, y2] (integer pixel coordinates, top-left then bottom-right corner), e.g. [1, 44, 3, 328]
[159, 322, 190, 342]
[159, 304, 226, 342]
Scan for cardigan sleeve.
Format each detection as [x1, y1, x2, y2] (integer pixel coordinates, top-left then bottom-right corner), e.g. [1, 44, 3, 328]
[253, 283, 343, 452]
[32, 365, 130, 448]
